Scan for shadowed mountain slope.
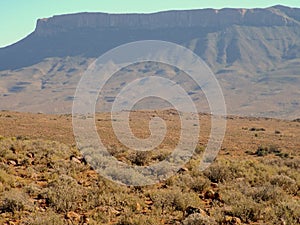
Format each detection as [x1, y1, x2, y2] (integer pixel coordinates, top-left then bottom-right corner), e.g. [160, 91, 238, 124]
[1, 5, 300, 70]
[0, 6, 300, 118]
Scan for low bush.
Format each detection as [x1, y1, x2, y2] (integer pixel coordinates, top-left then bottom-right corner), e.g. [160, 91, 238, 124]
[270, 175, 298, 195]
[0, 190, 29, 214]
[44, 175, 84, 213]
[182, 213, 217, 225]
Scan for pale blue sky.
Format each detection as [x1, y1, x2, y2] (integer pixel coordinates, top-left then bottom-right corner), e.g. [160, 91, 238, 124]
[1, 0, 300, 47]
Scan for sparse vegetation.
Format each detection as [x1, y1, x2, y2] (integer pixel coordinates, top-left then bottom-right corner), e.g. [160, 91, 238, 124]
[0, 111, 299, 224]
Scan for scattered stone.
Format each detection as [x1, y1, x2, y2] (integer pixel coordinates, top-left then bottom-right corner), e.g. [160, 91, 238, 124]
[204, 190, 215, 200]
[70, 155, 81, 164]
[185, 206, 201, 216]
[70, 155, 87, 164]
[214, 191, 223, 202]
[199, 193, 204, 200]
[211, 182, 219, 188]
[141, 208, 150, 214]
[8, 160, 17, 166]
[177, 167, 189, 174]
[160, 183, 168, 189]
[26, 152, 34, 158]
[82, 215, 89, 223]
[236, 177, 245, 182]
[203, 190, 223, 202]
[145, 198, 153, 205]
[109, 207, 121, 216]
[232, 217, 241, 224]
[65, 211, 81, 221]
[280, 218, 286, 225]
[136, 202, 141, 211]
[224, 215, 242, 224]
[78, 179, 84, 185]
[46, 162, 54, 169]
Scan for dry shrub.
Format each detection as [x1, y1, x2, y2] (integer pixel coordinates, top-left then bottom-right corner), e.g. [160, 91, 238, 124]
[182, 213, 217, 225]
[0, 190, 30, 214]
[222, 189, 262, 223]
[270, 175, 298, 195]
[204, 162, 232, 183]
[45, 175, 84, 213]
[24, 210, 66, 225]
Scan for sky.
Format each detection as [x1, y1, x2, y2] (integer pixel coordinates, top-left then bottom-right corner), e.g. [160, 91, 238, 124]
[1, 0, 300, 48]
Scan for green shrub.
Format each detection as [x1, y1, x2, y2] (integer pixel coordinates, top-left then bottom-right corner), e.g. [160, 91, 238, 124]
[255, 146, 269, 156]
[255, 145, 281, 157]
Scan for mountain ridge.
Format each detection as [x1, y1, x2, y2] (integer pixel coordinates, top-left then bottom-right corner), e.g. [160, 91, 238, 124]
[0, 5, 299, 118]
[34, 5, 299, 35]
[1, 5, 300, 70]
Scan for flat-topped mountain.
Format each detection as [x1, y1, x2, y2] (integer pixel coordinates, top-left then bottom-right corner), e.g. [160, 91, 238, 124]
[1, 5, 300, 70]
[35, 6, 298, 33]
[0, 5, 299, 118]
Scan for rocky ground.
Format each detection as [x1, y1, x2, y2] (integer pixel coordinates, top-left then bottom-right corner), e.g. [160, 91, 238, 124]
[0, 110, 299, 224]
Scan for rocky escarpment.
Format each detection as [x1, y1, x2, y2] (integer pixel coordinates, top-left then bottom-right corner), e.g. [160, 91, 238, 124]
[34, 6, 300, 36]
[0, 5, 300, 70]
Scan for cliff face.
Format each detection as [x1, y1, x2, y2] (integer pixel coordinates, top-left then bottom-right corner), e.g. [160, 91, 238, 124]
[35, 6, 299, 36]
[1, 5, 300, 71]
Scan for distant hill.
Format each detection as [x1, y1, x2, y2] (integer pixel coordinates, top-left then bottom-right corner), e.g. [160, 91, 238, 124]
[0, 5, 299, 118]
